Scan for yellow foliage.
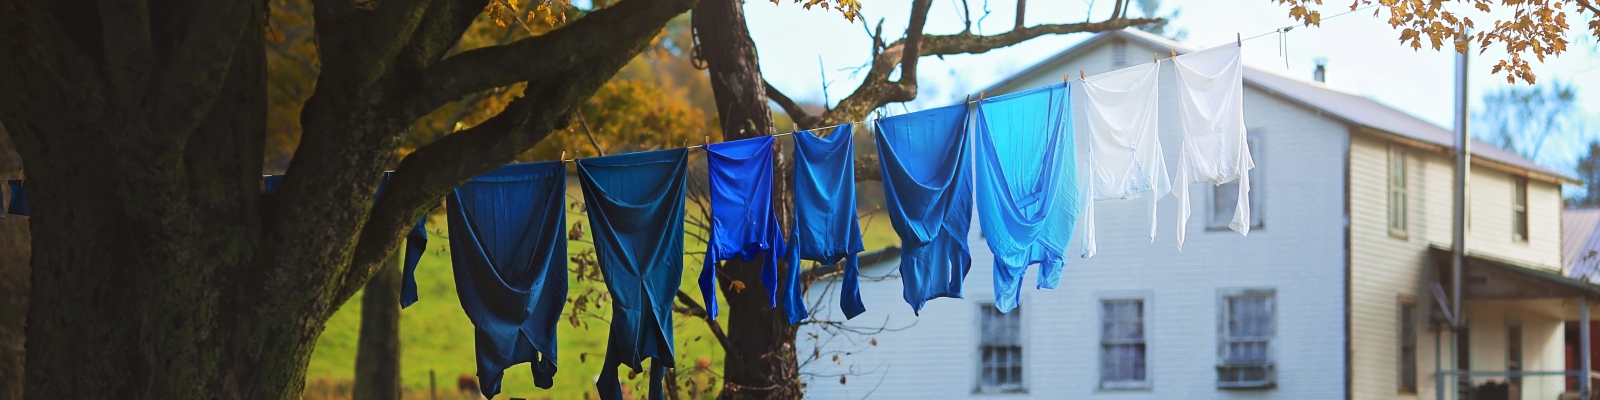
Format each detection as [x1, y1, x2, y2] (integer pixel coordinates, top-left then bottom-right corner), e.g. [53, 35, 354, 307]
[1273, 0, 1594, 84]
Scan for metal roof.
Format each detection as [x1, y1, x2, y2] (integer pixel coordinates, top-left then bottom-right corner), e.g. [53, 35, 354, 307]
[983, 28, 1574, 182]
[1564, 207, 1600, 280]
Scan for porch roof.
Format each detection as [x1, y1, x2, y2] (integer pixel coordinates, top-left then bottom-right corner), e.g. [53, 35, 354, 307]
[1430, 246, 1600, 300]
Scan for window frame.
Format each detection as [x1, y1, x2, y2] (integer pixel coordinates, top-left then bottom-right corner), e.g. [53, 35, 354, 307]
[1097, 290, 1154, 390]
[1208, 131, 1265, 231]
[1398, 296, 1418, 394]
[1512, 176, 1529, 242]
[1507, 316, 1523, 389]
[1217, 287, 1277, 389]
[974, 302, 1028, 394]
[1388, 145, 1409, 239]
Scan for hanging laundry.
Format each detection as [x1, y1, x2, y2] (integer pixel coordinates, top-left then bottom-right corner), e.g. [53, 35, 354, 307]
[786, 123, 868, 322]
[973, 83, 1079, 313]
[6, 180, 28, 216]
[1080, 62, 1170, 258]
[1173, 44, 1253, 249]
[875, 103, 974, 314]
[700, 136, 786, 319]
[577, 149, 689, 400]
[445, 161, 569, 399]
[263, 173, 431, 308]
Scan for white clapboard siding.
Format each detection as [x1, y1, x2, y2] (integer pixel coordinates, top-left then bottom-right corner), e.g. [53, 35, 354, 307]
[800, 36, 1348, 399]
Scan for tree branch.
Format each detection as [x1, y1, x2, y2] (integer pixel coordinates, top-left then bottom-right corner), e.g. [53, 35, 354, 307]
[332, 0, 700, 306]
[97, 0, 154, 106]
[763, 78, 818, 129]
[674, 290, 732, 353]
[394, 0, 695, 122]
[143, 0, 253, 142]
[311, 0, 435, 92]
[0, 1, 110, 153]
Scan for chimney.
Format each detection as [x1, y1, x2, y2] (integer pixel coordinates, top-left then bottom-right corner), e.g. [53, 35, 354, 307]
[1313, 58, 1328, 83]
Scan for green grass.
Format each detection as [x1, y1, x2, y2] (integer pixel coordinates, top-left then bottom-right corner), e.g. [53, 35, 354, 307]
[307, 183, 899, 399]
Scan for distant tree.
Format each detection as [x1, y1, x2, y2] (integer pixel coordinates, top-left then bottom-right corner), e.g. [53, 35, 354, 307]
[1474, 80, 1580, 161]
[1574, 141, 1600, 206]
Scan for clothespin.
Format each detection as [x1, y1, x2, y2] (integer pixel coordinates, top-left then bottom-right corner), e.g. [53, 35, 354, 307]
[1080, 70, 1086, 81]
[1171, 49, 1177, 58]
[1063, 73, 1069, 84]
[1237, 33, 1242, 46]
[965, 94, 971, 104]
[559, 150, 566, 163]
[1154, 53, 1159, 63]
[704, 135, 710, 149]
[978, 92, 984, 101]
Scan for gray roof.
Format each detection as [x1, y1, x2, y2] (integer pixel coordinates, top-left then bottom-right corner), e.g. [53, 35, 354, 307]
[1565, 208, 1600, 280]
[984, 29, 1573, 182]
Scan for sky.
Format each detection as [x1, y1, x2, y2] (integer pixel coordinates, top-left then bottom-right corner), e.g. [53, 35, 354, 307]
[737, 0, 1600, 173]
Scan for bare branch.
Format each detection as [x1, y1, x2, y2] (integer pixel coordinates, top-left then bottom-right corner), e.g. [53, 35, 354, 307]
[675, 290, 732, 353]
[394, 0, 696, 122]
[764, 78, 819, 129]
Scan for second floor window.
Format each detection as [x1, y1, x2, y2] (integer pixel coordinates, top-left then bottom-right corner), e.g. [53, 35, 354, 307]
[1513, 176, 1529, 242]
[978, 305, 1024, 393]
[1101, 298, 1149, 389]
[1388, 145, 1408, 238]
[1219, 288, 1275, 388]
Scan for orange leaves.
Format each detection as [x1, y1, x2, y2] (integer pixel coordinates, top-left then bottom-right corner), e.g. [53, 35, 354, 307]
[1308, 0, 1582, 84]
[767, 0, 864, 21]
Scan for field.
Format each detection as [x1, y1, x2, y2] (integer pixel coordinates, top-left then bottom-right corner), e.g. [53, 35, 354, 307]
[304, 183, 898, 399]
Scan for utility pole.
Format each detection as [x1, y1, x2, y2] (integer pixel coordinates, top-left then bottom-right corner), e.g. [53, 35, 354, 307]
[1450, 29, 1471, 398]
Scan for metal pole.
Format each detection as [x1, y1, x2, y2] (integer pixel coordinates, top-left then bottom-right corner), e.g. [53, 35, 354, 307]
[1436, 323, 1445, 399]
[1450, 28, 1471, 400]
[1584, 301, 1591, 399]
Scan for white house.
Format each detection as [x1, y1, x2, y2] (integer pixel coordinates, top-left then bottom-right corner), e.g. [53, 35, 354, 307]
[797, 29, 1600, 400]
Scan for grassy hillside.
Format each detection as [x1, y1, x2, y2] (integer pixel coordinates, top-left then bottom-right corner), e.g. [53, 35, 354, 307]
[306, 183, 899, 399]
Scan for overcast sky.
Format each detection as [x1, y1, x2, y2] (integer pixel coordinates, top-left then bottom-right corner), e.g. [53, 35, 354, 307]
[739, 0, 1600, 172]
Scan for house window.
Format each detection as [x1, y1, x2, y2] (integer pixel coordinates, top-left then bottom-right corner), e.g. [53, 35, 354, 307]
[1218, 288, 1275, 388]
[1211, 133, 1264, 230]
[1399, 299, 1418, 394]
[1100, 297, 1149, 389]
[978, 305, 1024, 393]
[1508, 318, 1523, 389]
[1112, 40, 1128, 68]
[1512, 176, 1529, 242]
[1388, 145, 1408, 238]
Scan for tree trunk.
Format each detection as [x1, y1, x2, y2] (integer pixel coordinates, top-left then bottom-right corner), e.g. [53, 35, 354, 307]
[691, 0, 800, 398]
[0, 123, 28, 400]
[353, 249, 404, 400]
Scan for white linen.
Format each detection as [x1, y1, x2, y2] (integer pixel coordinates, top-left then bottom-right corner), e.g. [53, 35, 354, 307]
[1079, 61, 1170, 259]
[1172, 44, 1254, 250]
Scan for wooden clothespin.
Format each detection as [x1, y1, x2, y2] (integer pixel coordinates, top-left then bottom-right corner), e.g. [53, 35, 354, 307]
[703, 135, 710, 149]
[1154, 53, 1159, 63]
[1080, 70, 1086, 81]
[792, 122, 798, 133]
[1171, 49, 1177, 58]
[1063, 73, 1069, 84]
[559, 150, 566, 163]
[978, 92, 984, 101]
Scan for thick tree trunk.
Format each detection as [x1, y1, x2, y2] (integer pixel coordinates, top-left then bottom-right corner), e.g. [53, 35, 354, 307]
[691, 0, 800, 399]
[0, 123, 27, 400]
[352, 249, 404, 400]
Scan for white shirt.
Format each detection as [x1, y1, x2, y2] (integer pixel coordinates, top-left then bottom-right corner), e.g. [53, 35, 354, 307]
[1172, 44, 1254, 250]
[1079, 61, 1170, 259]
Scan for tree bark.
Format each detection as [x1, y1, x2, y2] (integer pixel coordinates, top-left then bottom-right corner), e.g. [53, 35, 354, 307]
[691, 0, 800, 398]
[352, 249, 404, 400]
[0, 122, 27, 400]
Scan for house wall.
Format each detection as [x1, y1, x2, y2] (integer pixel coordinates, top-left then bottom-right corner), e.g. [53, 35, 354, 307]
[799, 37, 1348, 399]
[1348, 130, 1567, 400]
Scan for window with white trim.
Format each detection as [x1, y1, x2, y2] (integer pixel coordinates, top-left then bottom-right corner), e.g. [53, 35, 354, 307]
[978, 305, 1024, 393]
[1513, 176, 1529, 242]
[1210, 132, 1264, 230]
[1100, 297, 1150, 389]
[1218, 288, 1275, 388]
[1389, 145, 1408, 238]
